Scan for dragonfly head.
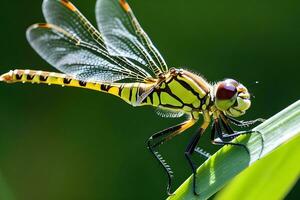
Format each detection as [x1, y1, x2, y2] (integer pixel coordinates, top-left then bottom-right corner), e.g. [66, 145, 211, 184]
[214, 79, 251, 117]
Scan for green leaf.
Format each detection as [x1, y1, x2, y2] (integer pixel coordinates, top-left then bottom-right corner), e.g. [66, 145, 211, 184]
[215, 133, 300, 200]
[167, 100, 300, 200]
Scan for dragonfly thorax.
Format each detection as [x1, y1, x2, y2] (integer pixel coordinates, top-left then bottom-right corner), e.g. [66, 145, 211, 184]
[146, 68, 212, 118]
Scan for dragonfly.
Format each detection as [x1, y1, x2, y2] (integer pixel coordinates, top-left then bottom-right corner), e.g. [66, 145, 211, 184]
[0, 0, 263, 196]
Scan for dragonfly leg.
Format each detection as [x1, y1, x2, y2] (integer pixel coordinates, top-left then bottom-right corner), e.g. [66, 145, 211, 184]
[217, 115, 265, 157]
[184, 112, 211, 196]
[194, 146, 211, 159]
[225, 115, 265, 128]
[147, 117, 197, 195]
[218, 116, 251, 140]
[211, 118, 250, 154]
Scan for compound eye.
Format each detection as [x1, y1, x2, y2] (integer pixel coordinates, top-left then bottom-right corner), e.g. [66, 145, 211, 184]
[216, 82, 237, 100]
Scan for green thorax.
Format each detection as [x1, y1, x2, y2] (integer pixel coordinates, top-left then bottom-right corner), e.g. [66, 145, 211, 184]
[139, 68, 212, 116]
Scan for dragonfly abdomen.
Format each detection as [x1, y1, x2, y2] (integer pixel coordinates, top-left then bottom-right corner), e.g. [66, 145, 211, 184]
[0, 69, 155, 106]
[0, 69, 101, 90]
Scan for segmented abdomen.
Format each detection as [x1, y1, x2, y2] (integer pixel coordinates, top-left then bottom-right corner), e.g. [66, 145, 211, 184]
[0, 69, 154, 106]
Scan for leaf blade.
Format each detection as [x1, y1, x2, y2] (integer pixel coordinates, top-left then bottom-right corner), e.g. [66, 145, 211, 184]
[215, 134, 300, 200]
[167, 100, 300, 200]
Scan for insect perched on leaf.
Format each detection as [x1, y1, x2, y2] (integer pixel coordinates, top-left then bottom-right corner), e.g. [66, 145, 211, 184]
[0, 0, 263, 196]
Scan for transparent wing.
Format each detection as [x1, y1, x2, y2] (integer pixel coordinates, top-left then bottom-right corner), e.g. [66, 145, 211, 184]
[96, 0, 168, 76]
[43, 0, 105, 50]
[26, 23, 148, 82]
[27, 0, 153, 82]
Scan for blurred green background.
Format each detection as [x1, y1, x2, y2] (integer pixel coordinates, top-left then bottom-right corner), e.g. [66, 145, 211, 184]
[0, 0, 299, 199]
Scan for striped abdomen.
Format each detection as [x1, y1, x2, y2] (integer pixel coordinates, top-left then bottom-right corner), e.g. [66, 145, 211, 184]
[0, 69, 155, 106]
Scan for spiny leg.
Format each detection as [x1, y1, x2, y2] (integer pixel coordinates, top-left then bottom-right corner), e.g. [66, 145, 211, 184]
[194, 147, 211, 159]
[225, 115, 265, 128]
[147, 117, 197, 195]
[184, 112, 211, 196]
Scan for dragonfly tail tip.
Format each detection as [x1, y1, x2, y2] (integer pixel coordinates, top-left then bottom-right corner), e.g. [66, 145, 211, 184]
[0, 71, 14, 82]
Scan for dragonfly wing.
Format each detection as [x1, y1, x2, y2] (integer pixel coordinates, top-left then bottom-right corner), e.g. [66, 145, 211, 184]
[96, 0, 168, 76]
[42, 0, 152, 80]
[42, 0, 105, 50]
[26, 23, 147, 82]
